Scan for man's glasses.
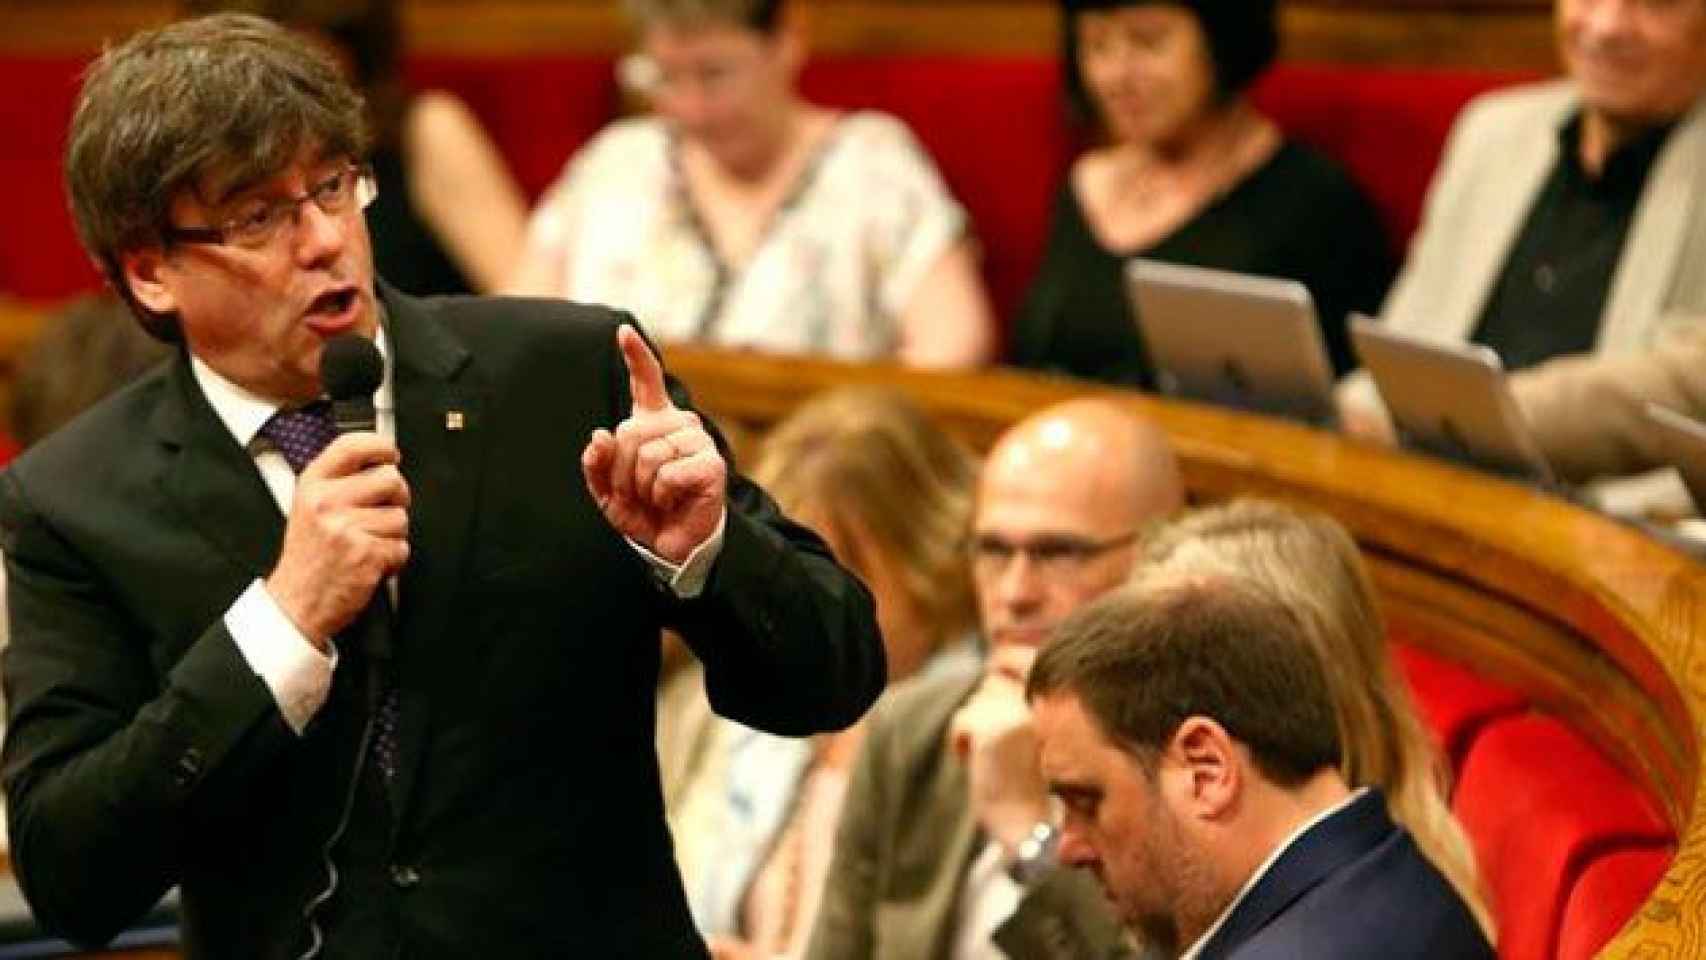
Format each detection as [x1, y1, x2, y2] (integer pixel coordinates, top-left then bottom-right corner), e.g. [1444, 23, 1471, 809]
[969, 531, 1141, 581]
[164, 163, 376, 251]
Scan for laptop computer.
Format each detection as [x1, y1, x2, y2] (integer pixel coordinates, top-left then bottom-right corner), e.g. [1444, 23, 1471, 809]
[1348, 315, 1556, 485]
[1126, 259, 1336, 424]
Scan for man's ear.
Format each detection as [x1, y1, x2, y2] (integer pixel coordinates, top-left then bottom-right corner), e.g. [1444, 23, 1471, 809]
[1170, 716, 1240, 818]
[120, 247, 178, 317]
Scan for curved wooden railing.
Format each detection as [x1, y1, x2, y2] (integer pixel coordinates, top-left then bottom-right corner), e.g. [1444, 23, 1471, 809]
[661, 344, 1706, 959]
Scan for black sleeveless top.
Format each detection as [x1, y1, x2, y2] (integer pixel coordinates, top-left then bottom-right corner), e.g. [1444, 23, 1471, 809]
[1012, 141, 1394, 387]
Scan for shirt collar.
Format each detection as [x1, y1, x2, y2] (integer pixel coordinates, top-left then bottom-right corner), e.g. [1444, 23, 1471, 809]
[190, 320, 393, 450]
[1177, 786, 1370, 960]
[1555, 111, 1675, 197]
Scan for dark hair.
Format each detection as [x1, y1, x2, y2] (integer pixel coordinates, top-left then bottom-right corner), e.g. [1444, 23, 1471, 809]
[1027, 571, 1341, 787]
[622, 0, 786, 33]
[65, 13, 369, 341]
[11, 295, 171, 448]
[1060, 0, 1279, 128]
[183, 0, 407, 147]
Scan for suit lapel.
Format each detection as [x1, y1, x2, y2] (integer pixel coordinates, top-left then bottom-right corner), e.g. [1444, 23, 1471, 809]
[883, 673, 986, 960]
[153, 352, 286, 580]
[925, 757, 984, 958]
[1442, 98, 1566, 343]
[1197, 790, 1393, 960]
[378, 283, 488, 815]
[1601, 93, 1706, 351]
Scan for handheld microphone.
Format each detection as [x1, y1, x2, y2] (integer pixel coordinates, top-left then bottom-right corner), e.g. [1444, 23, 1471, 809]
[320, 334, 383, 434]
[319, 333, 394, 667]
[299, 331, 393, 960]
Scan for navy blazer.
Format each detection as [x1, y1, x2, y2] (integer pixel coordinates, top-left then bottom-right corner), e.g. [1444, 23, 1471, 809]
[0, 285, 884, 958]
[1197, 790, 1492, 960]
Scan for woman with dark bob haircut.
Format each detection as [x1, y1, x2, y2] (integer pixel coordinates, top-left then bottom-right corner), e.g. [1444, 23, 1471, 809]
[1013, 0, 1395, 386]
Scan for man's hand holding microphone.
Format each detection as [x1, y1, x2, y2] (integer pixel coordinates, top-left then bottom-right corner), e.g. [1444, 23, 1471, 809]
[266, 335, 407, 651]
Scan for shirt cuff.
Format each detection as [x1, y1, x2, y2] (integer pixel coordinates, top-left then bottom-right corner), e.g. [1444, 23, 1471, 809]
[627, 510, 727, 599]
[225, 579, 337, 735]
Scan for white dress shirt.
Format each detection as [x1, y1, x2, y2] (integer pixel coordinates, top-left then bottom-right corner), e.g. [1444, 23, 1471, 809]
[194, 327, 724, 734]
[954, 837, 1024, 960]
[1177, 787, 1371, 960]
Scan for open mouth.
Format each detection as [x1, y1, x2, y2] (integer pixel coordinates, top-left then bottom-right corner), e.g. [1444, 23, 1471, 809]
[303, 287, 361, 333]
[308, 288, 357, 317]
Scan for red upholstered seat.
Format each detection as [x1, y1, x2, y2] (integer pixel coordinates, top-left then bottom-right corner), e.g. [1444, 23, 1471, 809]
[1250, 64, 1540, 253]
[405, 56, 619, 202]
[0, 56, 102, 302]
[796, 59, 1535, 328]
[1391, 641, 1526, 770]
[1557, 844, 1674, 960]
[801, 57, 1074, 333]
[1452, 714, 1672, 960]
[0, 53, 1535, 324]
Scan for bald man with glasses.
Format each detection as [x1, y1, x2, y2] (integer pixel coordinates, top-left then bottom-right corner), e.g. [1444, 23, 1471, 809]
[808, 398, 1185, 960]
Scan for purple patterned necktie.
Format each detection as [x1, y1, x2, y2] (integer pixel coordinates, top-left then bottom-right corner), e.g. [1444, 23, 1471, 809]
[257, 401, 336, 474]
[258, 403, 402, 785]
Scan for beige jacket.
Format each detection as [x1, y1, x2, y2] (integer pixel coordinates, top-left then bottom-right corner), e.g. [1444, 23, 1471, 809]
[804, 662, 1137, 960]
[1340, 81, 1706, 487]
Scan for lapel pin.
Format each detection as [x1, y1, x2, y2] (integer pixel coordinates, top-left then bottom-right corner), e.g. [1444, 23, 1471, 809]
[445, 410, 465, 431]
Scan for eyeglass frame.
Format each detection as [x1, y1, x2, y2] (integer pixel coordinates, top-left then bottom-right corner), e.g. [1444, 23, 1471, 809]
[161, 162, 377, 250]
[967, 530, 1142, 581]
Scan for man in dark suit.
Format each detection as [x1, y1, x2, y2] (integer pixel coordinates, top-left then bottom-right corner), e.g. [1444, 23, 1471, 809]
[1026, 572, 1492, 960]
[0, 13, 883, 958]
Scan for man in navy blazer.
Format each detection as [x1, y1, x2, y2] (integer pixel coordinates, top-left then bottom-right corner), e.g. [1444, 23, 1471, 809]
[0, 13, 882, 958]
[1027, 572, 1492, 959]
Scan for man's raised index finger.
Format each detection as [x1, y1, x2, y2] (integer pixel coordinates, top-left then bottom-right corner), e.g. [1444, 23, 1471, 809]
[618, 324, 671, 413]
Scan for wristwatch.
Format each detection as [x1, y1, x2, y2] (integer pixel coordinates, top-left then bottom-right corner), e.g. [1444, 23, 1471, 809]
[1007, 820, 1060, 886]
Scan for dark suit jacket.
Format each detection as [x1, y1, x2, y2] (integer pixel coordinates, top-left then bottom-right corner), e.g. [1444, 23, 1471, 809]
[0, 286, 884, 958]
[1196, 789, 1492, 960]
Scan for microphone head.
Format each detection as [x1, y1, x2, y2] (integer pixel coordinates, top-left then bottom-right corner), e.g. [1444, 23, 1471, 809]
[321, 334, 383, 404]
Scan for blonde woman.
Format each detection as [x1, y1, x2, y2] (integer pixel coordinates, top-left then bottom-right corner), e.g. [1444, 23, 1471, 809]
[660, 386, 980, 959]
[1140, 499, 1495, 942]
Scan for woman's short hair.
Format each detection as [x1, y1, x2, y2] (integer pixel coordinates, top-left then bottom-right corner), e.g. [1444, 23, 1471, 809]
[1139, 499, 1494, 939]
[11, 295, 170, 448]
[1059, 0, 1279, 126]
[751, 386, 978, 659]
[622, 0, 786, 33]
